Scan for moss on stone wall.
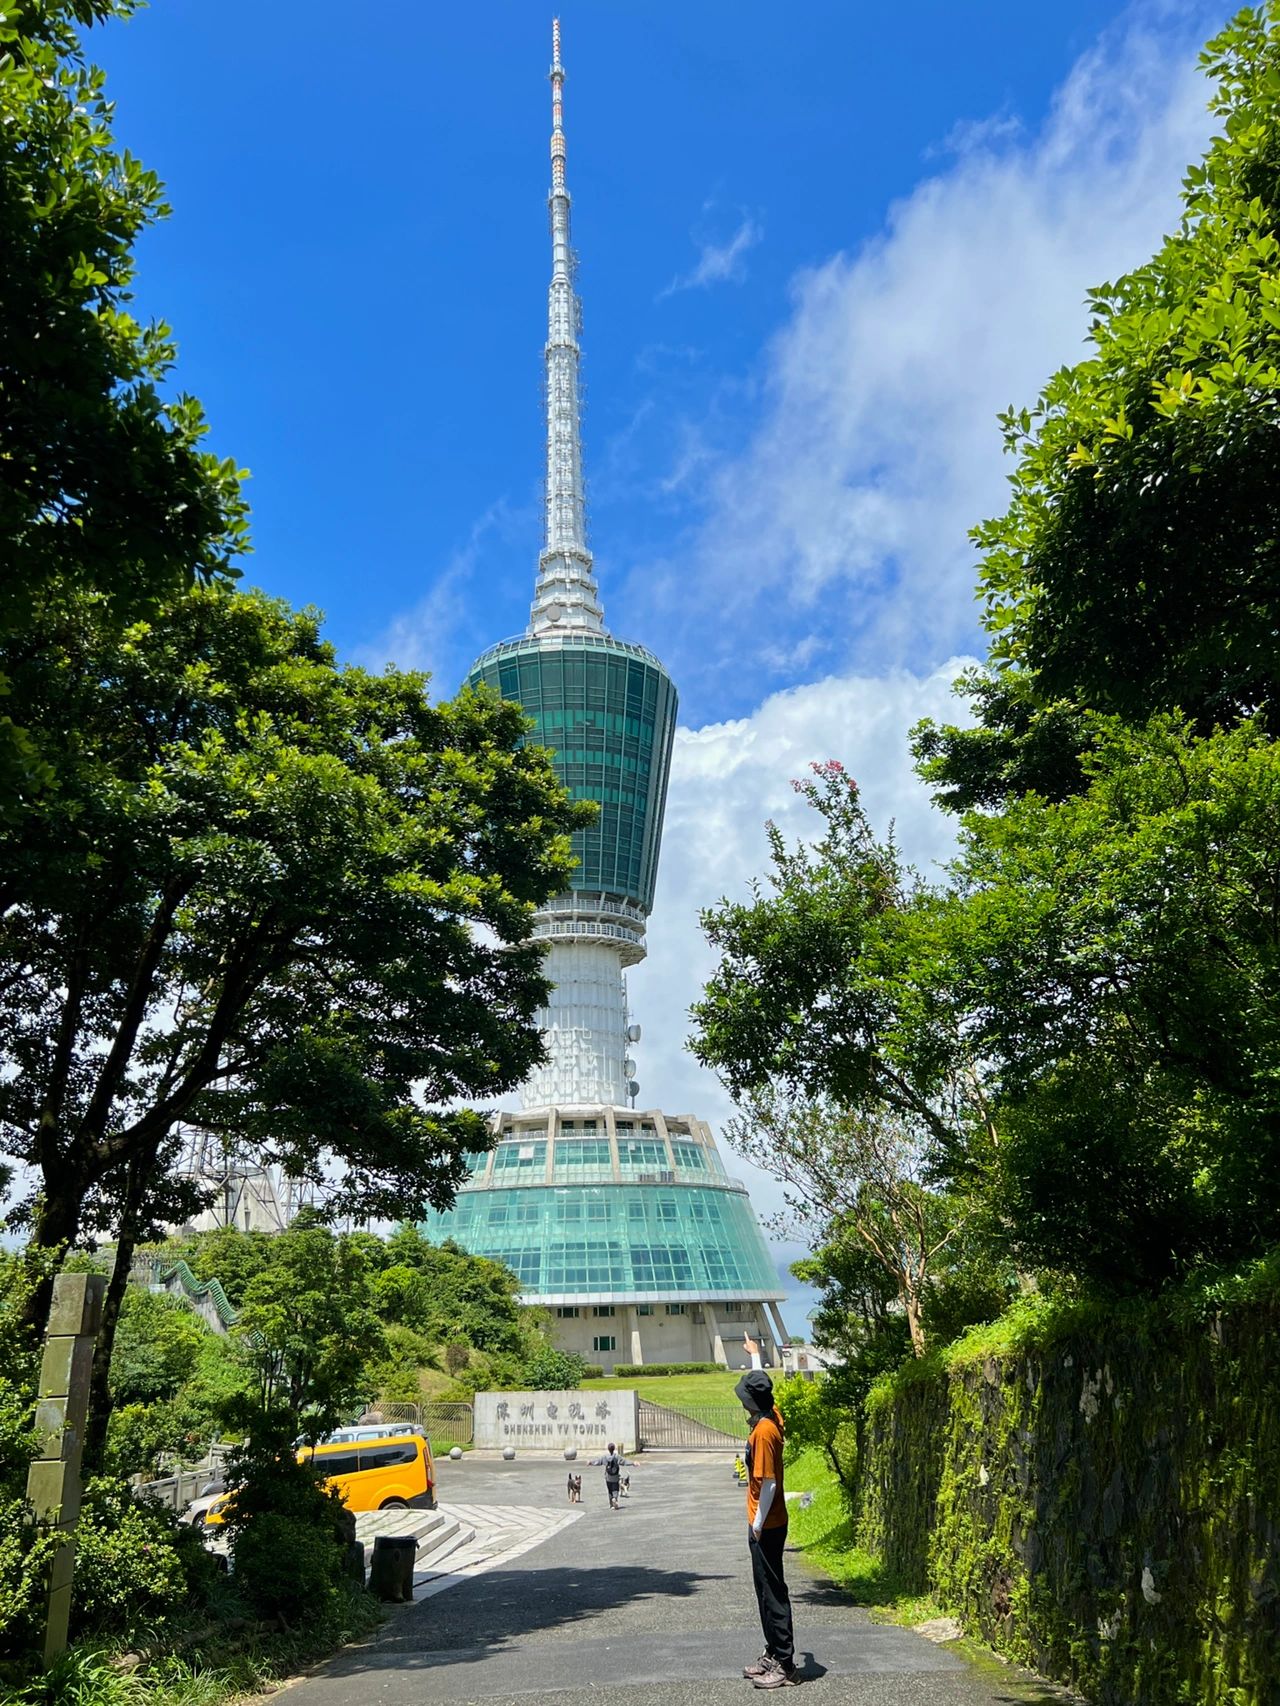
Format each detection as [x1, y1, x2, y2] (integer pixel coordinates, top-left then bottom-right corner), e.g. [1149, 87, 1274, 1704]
[855, 1261, 1280, 1705]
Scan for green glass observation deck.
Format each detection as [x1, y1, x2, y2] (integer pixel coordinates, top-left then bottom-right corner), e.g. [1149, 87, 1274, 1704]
[423, 1115, 784, 1308]
[466, 632, 677, 916]
[424, 1181, 779, 1306]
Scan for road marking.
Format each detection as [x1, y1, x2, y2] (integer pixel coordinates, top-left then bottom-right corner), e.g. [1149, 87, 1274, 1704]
[414, 1504, 584, 1598]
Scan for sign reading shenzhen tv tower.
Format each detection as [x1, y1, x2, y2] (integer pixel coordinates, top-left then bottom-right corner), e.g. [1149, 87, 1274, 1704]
[423, 21, 787, 1374]
[474, 1390, 640, 1453]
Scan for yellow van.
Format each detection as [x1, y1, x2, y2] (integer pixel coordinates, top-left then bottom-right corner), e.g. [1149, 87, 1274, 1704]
[303, 1433, 436, 1512]
[202, 1433, 435, 1525]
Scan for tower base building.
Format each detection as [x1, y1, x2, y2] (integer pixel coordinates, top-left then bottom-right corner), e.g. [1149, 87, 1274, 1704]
[428, 1104, 788, 1372]
[424, 22, 786, 1367]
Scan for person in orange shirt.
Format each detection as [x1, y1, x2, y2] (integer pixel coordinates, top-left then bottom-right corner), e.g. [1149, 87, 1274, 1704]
[735, 1341, 797, 1689]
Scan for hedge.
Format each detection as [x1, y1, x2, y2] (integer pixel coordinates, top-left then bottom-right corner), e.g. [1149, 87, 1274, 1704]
[856, 1261, 1280, 1706]
[612, 1362, 724, 1378]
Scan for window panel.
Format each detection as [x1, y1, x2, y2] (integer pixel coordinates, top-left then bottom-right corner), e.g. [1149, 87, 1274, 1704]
[422, 1181, 779, 1300]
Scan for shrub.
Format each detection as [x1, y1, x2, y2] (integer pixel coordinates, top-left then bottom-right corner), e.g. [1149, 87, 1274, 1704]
[521, 1347, 587, 1390]
[223, 1423, 352, 1626]
[580, 1365, 604, 1379]
[0, 1252, 60, 1665]
[233, 1510, 349, 1627]
[102, 1401, 189, 1480]
[773, 1372, 857, 1495]
[71, 1477, 219, 1638]
[612, 1362, 722, 1378]
[444, 1339, 469, 1377]
[0, 1498, 60, 1666]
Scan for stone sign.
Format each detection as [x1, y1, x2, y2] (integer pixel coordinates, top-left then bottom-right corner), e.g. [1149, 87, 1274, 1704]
[474, 1388, 639, 1452]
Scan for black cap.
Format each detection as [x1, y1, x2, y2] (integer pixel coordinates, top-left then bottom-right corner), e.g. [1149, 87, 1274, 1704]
[735, 1368, 775, 1415]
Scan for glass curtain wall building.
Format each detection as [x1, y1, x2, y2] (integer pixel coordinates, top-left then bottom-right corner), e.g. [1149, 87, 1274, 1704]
[423, 22, 786, 1370]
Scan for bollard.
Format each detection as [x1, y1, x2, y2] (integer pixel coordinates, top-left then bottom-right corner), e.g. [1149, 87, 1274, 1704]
[369, 1533, 417, 1602]
[28, 1272, 107, 1663]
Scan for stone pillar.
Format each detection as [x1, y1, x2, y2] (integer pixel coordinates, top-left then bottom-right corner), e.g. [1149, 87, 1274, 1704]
[703, 1303, 727, 1367]
[766, 1300, 790, 1350]
[629, 1308, 644, 1365]
[756, 1308, 780, 1369]
[28, 1272, 106, 1663]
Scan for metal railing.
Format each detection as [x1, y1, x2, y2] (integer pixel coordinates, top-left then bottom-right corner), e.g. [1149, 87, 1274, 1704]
[371, 1400, 475, 1447]
[135, 1449, 231, 1513]
[637, 1400, 745, 1451]
[458, 1169, 749, 1194]
[423, 1402, 474, 1446]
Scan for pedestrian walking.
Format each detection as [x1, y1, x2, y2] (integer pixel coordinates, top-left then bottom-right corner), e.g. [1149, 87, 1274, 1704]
[737, 1338, 797, 1689]
[588, 1442, 628, 1508]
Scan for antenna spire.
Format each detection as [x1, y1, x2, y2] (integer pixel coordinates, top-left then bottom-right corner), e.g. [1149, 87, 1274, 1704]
[530, 18, 605, 636]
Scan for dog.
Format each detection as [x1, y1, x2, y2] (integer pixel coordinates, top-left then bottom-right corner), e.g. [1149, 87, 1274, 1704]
[620, 1473, 630, 1499]
[567, 1472, 583, 1504]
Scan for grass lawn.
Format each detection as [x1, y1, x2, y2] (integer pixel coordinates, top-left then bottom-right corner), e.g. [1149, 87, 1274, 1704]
[586, 1369, 747, 1408]
[785, 1446, 941, 1624]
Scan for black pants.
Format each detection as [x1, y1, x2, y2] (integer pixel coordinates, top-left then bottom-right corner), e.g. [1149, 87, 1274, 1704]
[749, 1524, 794, 1666]
[606, 1478, 620, 1505]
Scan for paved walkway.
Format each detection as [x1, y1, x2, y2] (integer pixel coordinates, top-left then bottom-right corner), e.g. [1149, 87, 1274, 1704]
[284, 1455, 1073, 1706]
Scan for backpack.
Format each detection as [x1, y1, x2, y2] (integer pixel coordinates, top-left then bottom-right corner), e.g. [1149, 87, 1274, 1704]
[606, 1451, 621, 1478]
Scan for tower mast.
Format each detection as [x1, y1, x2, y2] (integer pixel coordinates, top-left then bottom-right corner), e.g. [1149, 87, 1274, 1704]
[531, 17, 604, 634]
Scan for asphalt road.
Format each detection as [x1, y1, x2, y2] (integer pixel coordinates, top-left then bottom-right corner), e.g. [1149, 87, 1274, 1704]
[283, 1454, 1073, 1706]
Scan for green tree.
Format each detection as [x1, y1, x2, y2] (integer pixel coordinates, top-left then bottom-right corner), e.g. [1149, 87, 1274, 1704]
[0, 1, 248, 812]
[791, 1240, 909, 1400]
[107, 1288, 208, 1409]
[182, 1227, 277, 1309]
[0, 583, 588, 1413]
[233, 1222, 384, 1436]
[949, 715, 1280, 1287]
[378, 1225, 528, 1354]
[691, 762, 992, 1181]
[916, 3, 1280, 810]
[725, 1089, 962, 1357]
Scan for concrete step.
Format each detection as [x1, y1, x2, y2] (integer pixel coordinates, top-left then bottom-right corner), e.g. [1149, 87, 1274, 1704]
[414, 1520, 476, 1575]
[413, 1515, 460, 1562]
[355, 1507, 448, 1551]
[421, 1533, 505, 1574]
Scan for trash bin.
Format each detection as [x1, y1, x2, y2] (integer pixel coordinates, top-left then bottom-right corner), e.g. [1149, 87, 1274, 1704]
[370, 1534, 416, 1602]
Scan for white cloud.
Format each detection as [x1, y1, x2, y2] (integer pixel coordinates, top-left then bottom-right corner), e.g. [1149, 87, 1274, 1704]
[660, 215, 762, 298]
[627, 659, 974, 1325]
[637, 6, 1220, 696]
[353, 498, 525, 686]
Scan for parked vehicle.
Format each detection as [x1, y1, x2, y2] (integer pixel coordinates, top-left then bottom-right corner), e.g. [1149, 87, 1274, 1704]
[321, 1422, 426, 1445]
[196, 1433, 436, 1525]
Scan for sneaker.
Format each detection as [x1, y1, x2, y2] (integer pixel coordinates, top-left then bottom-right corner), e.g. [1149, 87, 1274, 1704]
[742, 1653, 772, 1680]
[751, 1657, 799, 1689]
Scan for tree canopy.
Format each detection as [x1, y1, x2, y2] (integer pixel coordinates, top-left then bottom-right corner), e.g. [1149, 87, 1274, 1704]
[0, 582, 591, 1340]
[0, 0, 248, 812]
[918, 3, 1280, 811]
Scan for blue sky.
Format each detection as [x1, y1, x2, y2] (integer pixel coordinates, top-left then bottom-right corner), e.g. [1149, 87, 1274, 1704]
[92, 0, 1229, 1325]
